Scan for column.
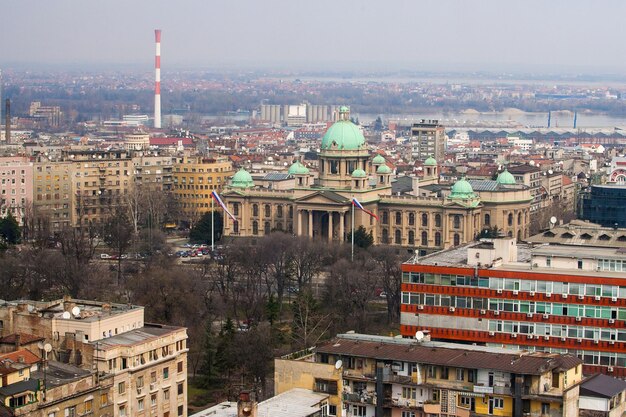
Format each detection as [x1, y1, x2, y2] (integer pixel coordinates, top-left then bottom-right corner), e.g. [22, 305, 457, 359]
[308, 210, 313, 237]
[297, 209, 302, 236]
[339, 212, 345, 242]
[328, 212, 333, 241]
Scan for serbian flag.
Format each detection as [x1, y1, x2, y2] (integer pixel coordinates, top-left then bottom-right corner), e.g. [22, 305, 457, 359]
[352, 198, 378, 221]
[211, 191, 237, 222]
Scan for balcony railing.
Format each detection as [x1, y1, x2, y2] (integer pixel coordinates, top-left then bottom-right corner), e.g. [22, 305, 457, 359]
[343, 392, 376, 405]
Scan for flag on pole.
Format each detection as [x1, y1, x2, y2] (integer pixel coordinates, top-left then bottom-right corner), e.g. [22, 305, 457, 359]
[352, 198, 378, 220]
[211, 191, 237, 222]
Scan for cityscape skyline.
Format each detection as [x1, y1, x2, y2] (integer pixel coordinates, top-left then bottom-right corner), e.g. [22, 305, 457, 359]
[3, 0, 626, 73]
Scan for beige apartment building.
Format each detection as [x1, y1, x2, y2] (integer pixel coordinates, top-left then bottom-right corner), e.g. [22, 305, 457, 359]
[132, 155, 176, 191]
[33, 159, 74, 233]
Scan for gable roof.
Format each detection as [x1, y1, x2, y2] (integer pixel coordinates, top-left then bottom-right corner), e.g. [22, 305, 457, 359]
[580, 374, 626, 398]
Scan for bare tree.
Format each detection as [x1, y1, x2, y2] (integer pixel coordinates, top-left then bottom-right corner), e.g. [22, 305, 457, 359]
[370, 246, 403, 323]
[290, 290, 331, 350]
[290, 237, 325, 290]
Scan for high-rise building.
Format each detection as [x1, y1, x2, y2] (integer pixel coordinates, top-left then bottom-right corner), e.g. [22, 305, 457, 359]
[0, 156, 34, 226]
[33, 159, 73, 232]
[400, 223, 626, 377]
[410, 120, 446, 162]
[580, 184, 626, 228]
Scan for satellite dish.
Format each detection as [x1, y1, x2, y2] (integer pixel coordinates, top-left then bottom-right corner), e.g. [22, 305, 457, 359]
[415, 331, 424, 341]
[44, 343, 52, 353]
[529, 161, 535, 166]
[550, 216, 557, 225]
[335, 360, 343, 369]
[548, 169, 553, 175]
[61, 311, 71, 319]
[71, 306, 81, 317]
[37, 341, 45, 350]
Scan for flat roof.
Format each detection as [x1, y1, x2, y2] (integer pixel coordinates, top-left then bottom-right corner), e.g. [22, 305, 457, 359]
[92, 324, 184, 349]
[32, 361, 92, 389]
[407, 241, 532, 267]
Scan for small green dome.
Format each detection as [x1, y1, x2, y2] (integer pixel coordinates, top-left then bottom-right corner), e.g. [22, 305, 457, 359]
[449, 177, 475, 199]
[351, 168, 367, 178]
[288, 161, 309, 175]
[424, 156, 437, 166]
[496, 169, 516, 185]
[376, 164, 391, 174]
[230, 168, 254, 188]
[321, 120, 365, 151]
[372, 154, 386, 164]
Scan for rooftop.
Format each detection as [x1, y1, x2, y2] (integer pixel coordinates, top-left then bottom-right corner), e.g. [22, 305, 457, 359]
[407, 240, 532, 267]
[0, 298, 143, 323]
[32, 361, 92, 390]
[315, 334, 581, 375]
[580, 374, 626, 399]
[92, 323, 184, 349]
[527, 220, 626, 248]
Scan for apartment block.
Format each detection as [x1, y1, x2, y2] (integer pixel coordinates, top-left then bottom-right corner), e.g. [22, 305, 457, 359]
[400, 221, 626, 377]
[276, 333, 583, 417]
[410, 120, 446, 162]
[132, 155, 176, 191]
[0, 156, 34, 226]
[33, 160, 73, 232]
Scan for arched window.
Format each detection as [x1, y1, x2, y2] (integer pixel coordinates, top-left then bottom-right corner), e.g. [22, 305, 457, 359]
[382, 211, 389, 225]
[435, 232, 441, 246]
[484, 213, 491, 226]
[252, 221, 258, 235]
[453, 233, 460, 246]
[408, 230, 415, 245]
[421, 213, 428, 227]
[395, 230, 402, 244]
[233, 203, 239, 216]
[517, 229, 522, 241]
[395, 212, 402, 225]
[252, 204, 259, 217]
[382, 229, 389, 244]
[421, 231, 428, 246]
[517, 212, 522, 225]
[435, 214, 441, 228]
[508, 213, 513, 226]
[264, 204, 271, 217]
[453, 215, 460, 229]
[408, 212, 415, 226]
[507, 230, 513, 237]
[264, 221, 271, 235]
[277, 205, 283, 218]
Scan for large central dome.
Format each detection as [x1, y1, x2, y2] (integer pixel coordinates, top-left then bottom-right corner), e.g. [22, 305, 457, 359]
[320, 106, 365, 151]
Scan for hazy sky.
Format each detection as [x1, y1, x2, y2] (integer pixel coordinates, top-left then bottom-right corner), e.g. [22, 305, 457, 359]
[3, 0, 626, 73]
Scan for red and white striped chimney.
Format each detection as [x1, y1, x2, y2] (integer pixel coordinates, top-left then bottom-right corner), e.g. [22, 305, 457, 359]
[154, 29, 162, 129]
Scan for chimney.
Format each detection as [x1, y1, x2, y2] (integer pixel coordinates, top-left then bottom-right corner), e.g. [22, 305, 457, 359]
[14, 333, 21, 349]
[237, 391, 257, 417]
[5, 99, 10, 145]
[154, 29, 162, 129]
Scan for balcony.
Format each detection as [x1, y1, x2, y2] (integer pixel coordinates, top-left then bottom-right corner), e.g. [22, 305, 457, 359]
[383, 397, 424, 409]
[342, 392, 376, 405]
[343, 369, 376, 381]
[382, 373, 413, 385]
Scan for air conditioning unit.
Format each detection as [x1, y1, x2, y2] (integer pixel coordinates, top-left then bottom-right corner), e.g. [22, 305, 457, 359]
[611, 297, 618, 302]
[489, 331, 495, 336]
[494, 311, 500, 316]
[527, 313, 533, 318]
[562, 294, 568, 299]
[609, 319, 615, 324]
[418, 305, 424, 310]
[529, 291, 535, 296]
[578, 295, 584, 300]
[543, 314, 549, 319]
[576, 317, 582, 322]
[577, 339, 583, 343]
[609, 341, 615, 345]
[546, 293, 551, 298]
[561, 337, 566, 342]
[608, 367, 614, 372]
[480, 309, 486, 315]
[594, 340, 599, 344]
[594, 295, 601, 301]
[527, 335, 534, 340]
[497, 289, 503, 294]
[511, 334, 518, 339]
[513, 290, 519, 296]
[544, 336, 550, 341]
[449, 307, 456, 312]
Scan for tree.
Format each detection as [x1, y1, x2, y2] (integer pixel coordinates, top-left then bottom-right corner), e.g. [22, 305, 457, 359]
[347, 225, 374, 249]
[190, 211, 223, 244]
[56, 223, 98, 297]
[370, 246, 403, 323]
[290, 237, 325, 290]
[0, 213, 21, 245]
[373, 116, 384, 131]
[290, 290, 331, 350]
[103, 209, 134, 285]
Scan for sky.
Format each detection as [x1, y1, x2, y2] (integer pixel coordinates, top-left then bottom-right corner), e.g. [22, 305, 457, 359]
[3, 0, 626, 74]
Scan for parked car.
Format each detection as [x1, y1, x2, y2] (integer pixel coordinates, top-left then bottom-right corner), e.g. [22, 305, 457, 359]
[100, 254, 111, 259]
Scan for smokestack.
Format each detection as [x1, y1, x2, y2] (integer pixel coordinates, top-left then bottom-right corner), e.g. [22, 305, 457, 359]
[5, 99, 10, 144]
[154, 29, 162, 129]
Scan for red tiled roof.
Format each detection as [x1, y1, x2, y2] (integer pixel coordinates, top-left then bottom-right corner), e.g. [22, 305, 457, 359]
[0, 333, 44, 345]
[149, 137, 193, 146]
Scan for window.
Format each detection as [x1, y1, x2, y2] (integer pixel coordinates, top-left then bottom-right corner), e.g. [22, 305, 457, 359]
[541, 403, 550, 414]
[137, 375, 144, 388]
[119, 406, 127, 417]
[421, 213, 428, 227]
[508, 213, 513, 226]
[100, 393, 108, 407]
[163, 367, 169, 379]
[314, 378, 338, 395]
[177, 382, 184, 396]
[164, 389, 170, 401]
[178, 361, 183, 373]
[252, 204, 258, 216]
[421, 231, 428, 246]
[435, 214, 441, 227]
[402, 387, 416, 399]
[150, 371, 157, 383]
[118, 382, 126, 394]
[138, 399, 144, 411]
[382, 229, 389, 244]
[264, 204, 271, 217]
[264, 221, 271, 235]
[454, 233, 460, 246]
[252, 221, 258, 235]
[518, 212, 522, 225]
[353, 405, 366, 416]
[435, 232, 441, 246]
[441, 367, 449, 379]
[577, 259, 583, 269]
[277, 205, 283, 218]
[178, 405, 184, 416]
[427, 365, 436, 378]
[328, 405, 337, 416]
[494, 398, 504, 409]
[456, 368, 465, 381]
[484, 213, 490, 226]
[151, 394, 157, 407]
[408, 212, 415, 226]
[395, 212, 402, 225]
[233, 203, 239, 216]
[382, 211, 388, 224]
[64, 407, 76, 417]
[402, 412, 416, 417]
[395, 229, 402, 244]
[408, 230, 415, 245]
[48, 413, 56, 417]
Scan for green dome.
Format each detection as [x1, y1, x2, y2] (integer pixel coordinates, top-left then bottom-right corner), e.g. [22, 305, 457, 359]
[372, 154, 386, 164]
[288, 161, 309, 175]
[230, 168, 254, 188]
[496, 169, 516, 185]
[321, 120, 366, 150]
[376, 164, 391, 174]
[424, 156, 437, 166]
[449, 177, 475, 199]
[351, 168, 367, 178]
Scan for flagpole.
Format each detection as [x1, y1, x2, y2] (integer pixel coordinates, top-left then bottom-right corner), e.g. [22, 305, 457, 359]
[351, 202, 355, 262]
[211, 196, 215, 252]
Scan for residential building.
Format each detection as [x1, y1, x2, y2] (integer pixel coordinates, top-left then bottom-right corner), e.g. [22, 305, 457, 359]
[401, 225, 626, 377]
[172, 156, 234, 224]
[132, 155, 176, 191]
[0, 297, 188, 417]
[580, 184, 626, 228]
[579, 374, 626, 417]
[33, 160, 73, 233]
[28, 101, 62, 127]
[124, 132, 151, 151]
[508, 164, 542, 212]
[410, 120, 446, 162]
[276, 332, 583, 417]
[0, 156, 34, 226]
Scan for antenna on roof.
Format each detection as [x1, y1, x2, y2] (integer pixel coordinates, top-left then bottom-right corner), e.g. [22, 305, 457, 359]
[415, 331, 425, 342]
